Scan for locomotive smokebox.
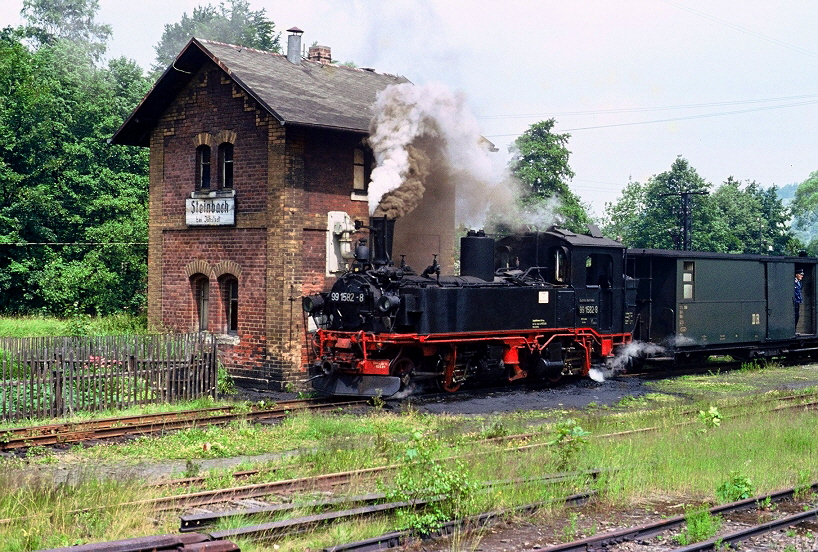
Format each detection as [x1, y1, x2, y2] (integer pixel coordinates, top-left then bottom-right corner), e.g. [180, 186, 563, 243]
[460, 230, 495, 281]
[369, 216, 396, 267]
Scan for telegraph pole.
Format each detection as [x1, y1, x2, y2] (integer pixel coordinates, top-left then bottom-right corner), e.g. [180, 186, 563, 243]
[661, 190, 709, 250]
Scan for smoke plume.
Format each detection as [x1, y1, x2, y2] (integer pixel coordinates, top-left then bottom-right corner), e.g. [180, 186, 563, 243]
[588, 341, 667, 382]
[368, 82, 519, 226]
[373, 146, 430, 219]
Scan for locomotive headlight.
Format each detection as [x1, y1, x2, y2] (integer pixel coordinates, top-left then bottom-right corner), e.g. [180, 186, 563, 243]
[302, 294, 325, 313]
[377, 294, 401, 313]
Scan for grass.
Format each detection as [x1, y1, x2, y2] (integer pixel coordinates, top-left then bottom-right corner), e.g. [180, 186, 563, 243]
[0, 313, 148, 337]
[2, 364, 818, 549]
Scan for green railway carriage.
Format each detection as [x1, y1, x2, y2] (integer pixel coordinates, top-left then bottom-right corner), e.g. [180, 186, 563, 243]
[626, 249, 817, 360]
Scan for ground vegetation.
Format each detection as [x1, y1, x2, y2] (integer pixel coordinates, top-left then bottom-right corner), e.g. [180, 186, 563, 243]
[1, 363, 817, 550]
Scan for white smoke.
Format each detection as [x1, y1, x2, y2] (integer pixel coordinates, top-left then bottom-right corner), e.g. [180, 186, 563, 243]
[664, 335, 698, 347]
[605, 341, 667, 375]
[367, 82, 516, 226]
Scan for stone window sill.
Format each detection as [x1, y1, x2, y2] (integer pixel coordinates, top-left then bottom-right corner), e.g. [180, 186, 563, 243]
[190, 189, 236, 199]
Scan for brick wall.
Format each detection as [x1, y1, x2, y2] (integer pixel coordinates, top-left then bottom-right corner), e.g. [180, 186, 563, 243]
[147, 61, 376, 391]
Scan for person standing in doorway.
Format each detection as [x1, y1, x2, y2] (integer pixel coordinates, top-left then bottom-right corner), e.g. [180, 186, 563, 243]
[794, 268, 804, 332]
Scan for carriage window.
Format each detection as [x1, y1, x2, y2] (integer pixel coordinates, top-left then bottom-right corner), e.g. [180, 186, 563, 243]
[553, 247, 568, 283]
[683, 261, 694, 299]
[585, 253, 613, 288]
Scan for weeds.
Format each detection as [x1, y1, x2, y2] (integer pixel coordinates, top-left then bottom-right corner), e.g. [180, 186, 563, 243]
[697, 405, 722, 432]
[674, 505, 722, 545]
[548, 419, 590, 470]
[561, 511, 581, 541]
[380, 432, 477, 533]
[716, 472, 755, 503]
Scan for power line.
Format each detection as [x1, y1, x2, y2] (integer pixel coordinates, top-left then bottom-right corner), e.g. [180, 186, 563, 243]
[485, 99, 818, 137]
[0, 242, 148, 246]
[476, 93, 818, 120]
[659, 0, 818, 58]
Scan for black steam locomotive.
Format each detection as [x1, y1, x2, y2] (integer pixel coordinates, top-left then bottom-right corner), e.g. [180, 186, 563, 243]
[302, 217, 818, 397]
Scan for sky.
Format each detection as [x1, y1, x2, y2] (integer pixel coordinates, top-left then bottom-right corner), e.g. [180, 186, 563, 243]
[2, 0, 816, 217]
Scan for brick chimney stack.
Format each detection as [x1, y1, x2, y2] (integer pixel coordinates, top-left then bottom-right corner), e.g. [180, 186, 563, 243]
[307, 45, 332, 64]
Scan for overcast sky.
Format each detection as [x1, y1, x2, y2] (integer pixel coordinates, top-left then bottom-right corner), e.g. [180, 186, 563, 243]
[2, 0, 816, 217]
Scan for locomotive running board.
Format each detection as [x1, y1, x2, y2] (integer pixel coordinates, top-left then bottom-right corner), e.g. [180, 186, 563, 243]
[312, 373, 402, 398]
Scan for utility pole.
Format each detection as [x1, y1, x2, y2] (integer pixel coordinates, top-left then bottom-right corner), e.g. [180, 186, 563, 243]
[661, 190, 709, 251]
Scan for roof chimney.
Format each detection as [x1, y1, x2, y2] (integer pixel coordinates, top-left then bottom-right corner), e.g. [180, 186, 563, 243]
[286, 27, 303, 64]
[307, 45, 332, 64]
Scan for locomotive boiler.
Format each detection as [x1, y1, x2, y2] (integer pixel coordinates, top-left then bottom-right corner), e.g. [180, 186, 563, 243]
[302, 217, 636, 397]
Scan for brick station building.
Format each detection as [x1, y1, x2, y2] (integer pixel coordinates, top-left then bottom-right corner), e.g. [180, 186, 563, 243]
[112, 33, 455, 390]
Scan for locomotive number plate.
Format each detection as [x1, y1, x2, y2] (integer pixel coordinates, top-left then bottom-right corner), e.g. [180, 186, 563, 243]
[332, 292, 365, 303]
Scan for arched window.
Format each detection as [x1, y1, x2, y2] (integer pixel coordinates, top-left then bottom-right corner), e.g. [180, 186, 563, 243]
[220, 276, 239, 333]
[219, 143, 234, 189]
[192, 276, 209, 331]
[196, 145, 211, 189]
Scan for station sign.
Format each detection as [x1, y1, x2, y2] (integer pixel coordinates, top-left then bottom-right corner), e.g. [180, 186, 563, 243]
[185, 197, 235, 226]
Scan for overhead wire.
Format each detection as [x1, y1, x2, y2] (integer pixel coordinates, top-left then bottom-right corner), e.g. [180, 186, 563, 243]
[658, 0, 818, 58]
[484, 99, 818, 137]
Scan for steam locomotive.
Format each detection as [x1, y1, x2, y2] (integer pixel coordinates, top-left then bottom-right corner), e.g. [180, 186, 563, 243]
[302, 216, 818, 397]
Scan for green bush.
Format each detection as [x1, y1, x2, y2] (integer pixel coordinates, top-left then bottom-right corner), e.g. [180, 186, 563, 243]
[716, 471, 755, 503]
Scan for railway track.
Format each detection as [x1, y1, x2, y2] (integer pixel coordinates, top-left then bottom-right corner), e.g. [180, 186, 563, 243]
[326, 483, 818, 551]
[0, 397, 367, 450]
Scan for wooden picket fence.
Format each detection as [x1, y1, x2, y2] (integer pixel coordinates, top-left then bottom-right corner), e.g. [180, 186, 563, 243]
[0, 334, 217, 421]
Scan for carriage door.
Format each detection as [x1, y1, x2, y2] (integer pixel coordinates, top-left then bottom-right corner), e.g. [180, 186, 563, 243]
[766, 262, 795, 339]
[585, 253, 613, 331]
[797, 264, 815, 335]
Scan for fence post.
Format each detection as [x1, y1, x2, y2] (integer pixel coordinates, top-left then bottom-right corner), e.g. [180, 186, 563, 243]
[52, 368, 64, 417]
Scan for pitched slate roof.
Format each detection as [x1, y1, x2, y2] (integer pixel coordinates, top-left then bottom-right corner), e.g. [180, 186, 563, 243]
[112, 38, 410, 147]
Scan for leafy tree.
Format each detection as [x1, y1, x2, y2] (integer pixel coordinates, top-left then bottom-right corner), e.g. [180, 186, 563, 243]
[21, 0, 111, 60]
[602, 157, 801, 254]
[0, 23, 150, 315]
[152, 0, 280, 74]
[508, 119, 591, 233]
[791, 171, 818, 227]
[601, 157, 710, 249]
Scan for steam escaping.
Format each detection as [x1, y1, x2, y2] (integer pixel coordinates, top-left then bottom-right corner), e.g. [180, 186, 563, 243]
[591, 341, 668, 382]
[367, 82, 518, 226]
[664, 335, 698, 347]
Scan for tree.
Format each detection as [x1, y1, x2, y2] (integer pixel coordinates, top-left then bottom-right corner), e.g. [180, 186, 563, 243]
[602, 157, 801, 254]
[0, 26, 150, 315]
[791, 170, 818, 227]
[21, 0, 111, 59]
[508, 119, 591, 233]
[152, 0, 280, 74]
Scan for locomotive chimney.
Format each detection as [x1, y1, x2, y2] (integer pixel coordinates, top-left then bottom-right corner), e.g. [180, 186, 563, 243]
[369, 216, 396, 267]
[286, 27, 303, 64]
[460, 230, 495, 281]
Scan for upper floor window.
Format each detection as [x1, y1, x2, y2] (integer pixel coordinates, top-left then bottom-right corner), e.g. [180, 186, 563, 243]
[219, 143, 234, 189]
[196, 145, 211, 190]
[353, 147, 366, 192]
